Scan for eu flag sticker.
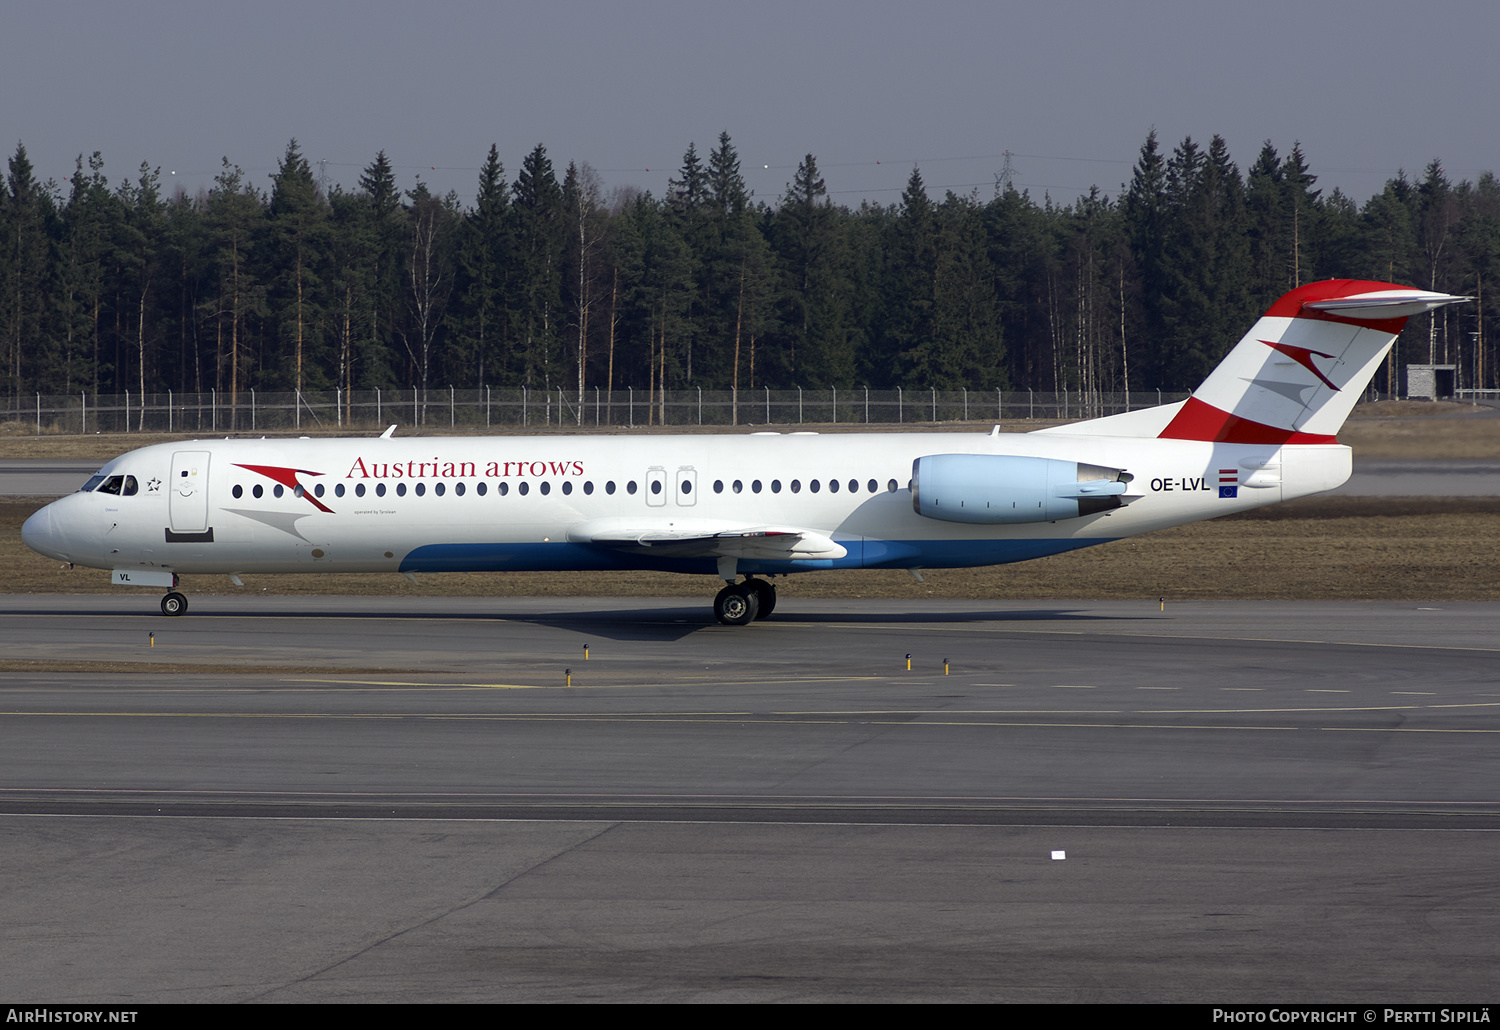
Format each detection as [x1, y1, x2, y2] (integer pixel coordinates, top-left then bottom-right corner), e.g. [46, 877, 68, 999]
[1219, 485, 1238, 498]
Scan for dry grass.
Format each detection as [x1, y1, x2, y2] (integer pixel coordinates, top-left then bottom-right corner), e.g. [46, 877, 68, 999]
[6, 496, 1499, 603]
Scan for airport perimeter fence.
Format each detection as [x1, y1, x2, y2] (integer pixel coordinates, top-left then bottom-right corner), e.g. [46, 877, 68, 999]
[2, 386, 1195, 436]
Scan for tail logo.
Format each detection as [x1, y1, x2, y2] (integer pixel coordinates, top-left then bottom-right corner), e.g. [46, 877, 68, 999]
[234, 463, 334, 514]
[1261, 340, 1340, 392]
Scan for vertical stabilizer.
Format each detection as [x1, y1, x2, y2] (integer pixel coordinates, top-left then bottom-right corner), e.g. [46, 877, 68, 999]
[1158, 280, 1470, 444]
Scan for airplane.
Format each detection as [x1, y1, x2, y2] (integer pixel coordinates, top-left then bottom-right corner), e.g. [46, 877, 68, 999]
[22, 279, 1470, 625]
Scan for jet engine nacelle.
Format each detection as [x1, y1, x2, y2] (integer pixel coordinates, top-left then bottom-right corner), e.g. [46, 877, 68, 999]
[911, 454, 1131, 525]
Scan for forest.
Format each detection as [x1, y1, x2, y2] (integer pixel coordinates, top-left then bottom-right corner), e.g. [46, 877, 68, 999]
[0, 130, 1494, 414]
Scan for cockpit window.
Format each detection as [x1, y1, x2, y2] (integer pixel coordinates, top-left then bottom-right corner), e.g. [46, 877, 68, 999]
[80, 475, 105, 492]
[93, 475, 139, 496]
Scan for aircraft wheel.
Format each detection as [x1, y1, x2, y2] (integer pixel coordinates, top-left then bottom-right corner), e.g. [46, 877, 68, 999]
[713, 583, 760, 626]
[161, 591, 188, 617]
[746, 578, 776, 619]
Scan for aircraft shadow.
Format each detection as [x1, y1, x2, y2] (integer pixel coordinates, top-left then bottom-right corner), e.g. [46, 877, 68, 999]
[9, 601, 1155, 643]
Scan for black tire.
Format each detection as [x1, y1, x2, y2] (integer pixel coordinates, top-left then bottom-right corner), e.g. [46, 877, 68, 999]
[713, 583, 760, 626]
[161, 592, 188, 617]
[746, 578, 777, 619]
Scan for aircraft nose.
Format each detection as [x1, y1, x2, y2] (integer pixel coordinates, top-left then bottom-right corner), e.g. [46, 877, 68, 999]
[21, 503, 67, 561]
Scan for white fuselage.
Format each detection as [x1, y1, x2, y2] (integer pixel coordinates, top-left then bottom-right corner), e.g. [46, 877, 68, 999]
[22, 429, 1351, 580]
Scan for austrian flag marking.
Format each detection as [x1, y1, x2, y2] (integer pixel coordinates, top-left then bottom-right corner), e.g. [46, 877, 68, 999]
[1218, 468, 1238, 499]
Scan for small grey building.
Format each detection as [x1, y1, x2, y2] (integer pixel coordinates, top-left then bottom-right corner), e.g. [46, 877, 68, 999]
[1406, 364, 1457, 400]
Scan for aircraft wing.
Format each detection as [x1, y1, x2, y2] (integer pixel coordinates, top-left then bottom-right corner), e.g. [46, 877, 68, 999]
[567, 518, 847, 560]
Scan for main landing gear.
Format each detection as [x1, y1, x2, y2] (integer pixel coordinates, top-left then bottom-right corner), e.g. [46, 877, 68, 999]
[160, 591, 189, 616]
[713, 577, 776, 626]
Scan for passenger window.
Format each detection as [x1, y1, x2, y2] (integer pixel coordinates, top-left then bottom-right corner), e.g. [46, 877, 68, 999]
[752, 480, 762, 493]
[790, 479, 800, 493]
[627, 481, 637, 495]
[454, 482, 464, 497]
[477, 482, 487, 496]
[499, 482, 509, 496]
[827, 479, 837, 493]
[680, 480, 692, 495]
[868, 479, 878, 493]
[396, 483, 407, 497]
[733, 480, 743, 494]
[355, 483, 366, 498]
[650, 480, 661, 495]
[335, 483, 346, 498]
[375, 483, 386, 497]
[606, 481, 616, 495]
[519, 482, 530, 496]
[232, 484, 244, 499]
[540, 482, 551, 495]
[273, 485, 284, 498]
[434, 483, 445, 497]
[713, 480, 723, 494]
[583, 481, 593, 495]
[314, 483, 325, 498]
[252, 484, 264, 499]
[294, 485, 304, 498]
[562, 481, 572, 495]
[771, 480, 782, 494]
[415, 483, 426, 497]
[849, 479, 859, 493]
[810, 480, 821, 494]
[888, 479, 898, 492]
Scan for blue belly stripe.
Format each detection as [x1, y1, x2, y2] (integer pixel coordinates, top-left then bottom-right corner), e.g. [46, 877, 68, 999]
[398, 537, 1112, 575]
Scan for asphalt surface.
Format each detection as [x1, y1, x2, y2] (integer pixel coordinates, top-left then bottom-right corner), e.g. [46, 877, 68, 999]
[1, 596, 1497, 1002]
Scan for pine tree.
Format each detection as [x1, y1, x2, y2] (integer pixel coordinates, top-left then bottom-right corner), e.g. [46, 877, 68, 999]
[1245, 141, 1287, 298]
[561, 161, 605, 412]
[56, 153, 115, 393]
[512, 144, 564, 388]
[1123, 130, 1169, 388]
[1281, 143, 1320, 288]
[708, 131, 748, 217]
[769, 154, 850, 385]
[267, 140, 328, 390]
[115, 162, 164, 417]
[885, 167, 939, 384]
[402, 180, 457, 405]
[356, 151, 403, 388]
[451, 145, 510, 386]
[1, 144, 56, 398]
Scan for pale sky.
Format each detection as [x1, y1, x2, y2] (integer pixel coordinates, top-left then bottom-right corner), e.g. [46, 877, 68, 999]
[3, 0, 1494, 209]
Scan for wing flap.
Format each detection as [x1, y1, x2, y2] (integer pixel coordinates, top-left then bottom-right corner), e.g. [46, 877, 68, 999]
[568, 518, 847, 560]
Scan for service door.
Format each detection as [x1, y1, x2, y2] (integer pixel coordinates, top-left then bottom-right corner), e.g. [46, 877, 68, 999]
[169, 450, 211, 533]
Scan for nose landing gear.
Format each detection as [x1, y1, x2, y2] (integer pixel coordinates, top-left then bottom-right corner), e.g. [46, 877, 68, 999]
[160, 591, 189, 616]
